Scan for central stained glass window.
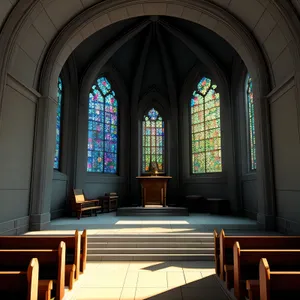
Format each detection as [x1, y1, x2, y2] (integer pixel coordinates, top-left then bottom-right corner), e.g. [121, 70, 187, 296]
[142, 108, 165, 172]
[191, 76, 222, 173]
[87, 76, 118, 173]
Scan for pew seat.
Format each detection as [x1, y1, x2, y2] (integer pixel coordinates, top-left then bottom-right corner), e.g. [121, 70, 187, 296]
[260, 258, 300, 300]
[0, 258, 39, 300]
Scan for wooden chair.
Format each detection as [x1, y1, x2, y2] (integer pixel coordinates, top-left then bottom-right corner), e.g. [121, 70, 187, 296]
[0, 242, 66, 300]
[0, 230, 80, 282]
[73, 189, 102, 219]
[219, 229, 300, 287]
[0, 258, 39, 300]
[259, 258, 300, 300]
[233, 241, 300, 300]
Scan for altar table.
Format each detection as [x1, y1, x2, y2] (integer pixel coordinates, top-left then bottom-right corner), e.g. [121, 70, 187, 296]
[136, 176, 172, 207]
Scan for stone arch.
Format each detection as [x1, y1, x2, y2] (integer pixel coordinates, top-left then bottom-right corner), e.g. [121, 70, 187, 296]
[2, 0, 299, 229]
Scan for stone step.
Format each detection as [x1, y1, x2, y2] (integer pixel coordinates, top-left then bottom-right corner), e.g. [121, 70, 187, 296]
[88, 236, 214, 243]
[87, 247, 215, 254]
[87, 253, 214, 261]
[87, 242, 214, 248]
[116, 207, 189, 216]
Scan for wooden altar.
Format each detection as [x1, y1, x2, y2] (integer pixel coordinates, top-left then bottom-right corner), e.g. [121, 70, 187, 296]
[136, 176, 172, 207]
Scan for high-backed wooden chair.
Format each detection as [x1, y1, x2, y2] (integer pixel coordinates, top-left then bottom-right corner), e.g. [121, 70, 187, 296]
[73, 189, 102, 219]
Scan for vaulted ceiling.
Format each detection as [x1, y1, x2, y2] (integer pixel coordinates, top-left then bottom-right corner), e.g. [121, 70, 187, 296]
[73, 16, 238, 98]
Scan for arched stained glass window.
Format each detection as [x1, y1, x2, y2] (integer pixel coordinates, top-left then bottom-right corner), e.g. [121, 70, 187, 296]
[191, 76, 222, 173]
[54, 76, 63, 169]
[142, 108, 165, 173]
[87, 76, 118, 173]
[246, 74, 256, 170]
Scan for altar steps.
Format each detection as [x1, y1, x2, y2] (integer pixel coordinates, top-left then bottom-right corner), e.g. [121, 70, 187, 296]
[87, 233, 214, 261]
[116, 206, 189, 216]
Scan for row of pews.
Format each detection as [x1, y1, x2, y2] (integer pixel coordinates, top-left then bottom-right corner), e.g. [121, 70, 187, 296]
[0, 229, 88, 300]
[214, 229, 300, 300]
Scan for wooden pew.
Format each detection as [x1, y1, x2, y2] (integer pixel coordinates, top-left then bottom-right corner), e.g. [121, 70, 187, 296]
[0, 230, 81, 281]
[0, 242, 66, 300]
[233, 242, 300, 300]
[214, 229, 220, 276]
[260, 258, 300, 300]
[0, 258, 39, 300]
[219, 229, 300, 287]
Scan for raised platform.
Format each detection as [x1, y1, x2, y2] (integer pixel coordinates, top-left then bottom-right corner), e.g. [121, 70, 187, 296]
[116, 206, 189, 216]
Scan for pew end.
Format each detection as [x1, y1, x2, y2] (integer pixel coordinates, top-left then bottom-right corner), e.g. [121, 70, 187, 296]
[219, 229, 226, 280]
[65, 264, 76, 290]
[81, 229, 87, 273]
[214, 229, 220, 276]
[38, 280, 53, 300]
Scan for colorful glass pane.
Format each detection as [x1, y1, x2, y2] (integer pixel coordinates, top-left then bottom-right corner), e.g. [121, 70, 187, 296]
[54, 76, 63, 169]
[246, 74, 257, 170]
[142, 108, 165, 172]
[87, 76, 118, 173]
[191, 76, 222, 173]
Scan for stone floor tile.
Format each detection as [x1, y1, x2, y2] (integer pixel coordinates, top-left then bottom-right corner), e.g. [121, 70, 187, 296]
[120, 288, 136, 299]
[76, 287, 122, 299]
[123, 272, 139, 287]
[134, 288, 170, 300]
[182, 287, 230, 300]
[137, 272, 168, 288]
[167, 272, 186, 288]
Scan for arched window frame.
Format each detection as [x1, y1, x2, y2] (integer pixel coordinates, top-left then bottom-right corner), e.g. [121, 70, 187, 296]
[189, 76, 222, 174]
[54, 76, 63, 170]
[141, 107, 165, 174]
[87, 75, 119, 174]
[245, 74, 257, 171]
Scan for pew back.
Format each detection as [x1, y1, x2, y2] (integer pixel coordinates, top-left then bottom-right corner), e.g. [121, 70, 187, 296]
[260, 258, 300, 300]
[0, 230, 81, 280]
[0, 242, 65, 300]
[219, 229, 300, 279]
[0, 258, 39, 300]
[233, 242, 300, 299]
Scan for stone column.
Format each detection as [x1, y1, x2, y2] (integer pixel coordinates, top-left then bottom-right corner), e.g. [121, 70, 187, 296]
[30, 96, 57, 230]
[255, 90, 276, 230]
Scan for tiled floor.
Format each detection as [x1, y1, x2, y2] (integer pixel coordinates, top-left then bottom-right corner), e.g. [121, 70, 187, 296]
[71, 261, 232, 300]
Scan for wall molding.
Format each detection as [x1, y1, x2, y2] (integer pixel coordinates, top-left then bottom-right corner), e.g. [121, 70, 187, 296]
[267, 73, 295, 104]
[7, 73, 41, 103]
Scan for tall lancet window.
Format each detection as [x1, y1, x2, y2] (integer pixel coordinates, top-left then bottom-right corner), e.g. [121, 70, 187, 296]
[191, 76, 222, 173]
[246, 74, 256, 170]
[87, 76, 118, 173]
[54, 76, 63, 169]
[142, 108, 165, 173]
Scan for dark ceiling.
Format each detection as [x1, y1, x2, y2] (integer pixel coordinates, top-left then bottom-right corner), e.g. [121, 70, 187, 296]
[73, 16, 238, 98]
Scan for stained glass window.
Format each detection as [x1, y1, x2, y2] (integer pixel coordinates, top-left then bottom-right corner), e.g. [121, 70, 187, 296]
[54, 76, 63, 169]
[191, 76, 222, 173]
[246, 74, 256, 170]
[87, 76, 118, 173]
[142, 108, 165, 172]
